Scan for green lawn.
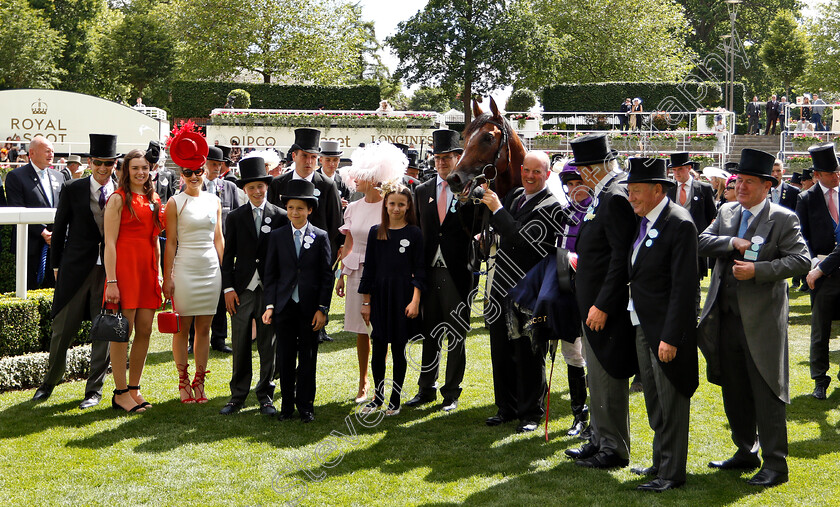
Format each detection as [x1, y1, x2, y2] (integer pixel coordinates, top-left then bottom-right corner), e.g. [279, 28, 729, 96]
[1, 284, 839, 506]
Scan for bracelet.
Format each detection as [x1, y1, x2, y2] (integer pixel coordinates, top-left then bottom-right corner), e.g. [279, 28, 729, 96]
[106, 280, 118, 284]
[361, 302, 370, 306]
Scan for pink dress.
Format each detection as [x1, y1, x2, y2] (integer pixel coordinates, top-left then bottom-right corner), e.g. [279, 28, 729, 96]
[339, 197, 383, 333]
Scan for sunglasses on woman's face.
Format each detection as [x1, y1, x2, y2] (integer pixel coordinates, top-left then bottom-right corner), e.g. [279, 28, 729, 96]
[726, 186, 735, 191]
[91, 159, 116, 167]
[182, 169, 205, 177]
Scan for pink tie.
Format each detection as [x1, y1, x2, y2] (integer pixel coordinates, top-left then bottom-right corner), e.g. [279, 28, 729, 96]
[830, 189, 839, 224]
[679, 184, 687, 206]
[438, 181, 448, 224]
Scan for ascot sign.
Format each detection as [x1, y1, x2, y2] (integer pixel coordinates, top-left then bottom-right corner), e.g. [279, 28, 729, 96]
[1, 89, 168, 154]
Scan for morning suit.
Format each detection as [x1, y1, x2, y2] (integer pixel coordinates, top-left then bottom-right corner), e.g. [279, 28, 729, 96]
[203, 176, 240, 347]
[486, 186, 560, 423]
[267, 171, 343, 261]
[795, 182, 840, 386]
[747, 101, 762, 135]
[765, 99, 779, 135]
[769, 181, 799, 212]
[222, 200, 288, 405]
[629, 199, 698, 482]
[4, 162, 63, 288]
[413, 176, 478, 402]
[40, 176, 111, 396]
[574, 175, 637, 459]
[667, 177, 716, 279]
[264, 222, 334, 415]
[318, 168, 351, 202]
[698, 200, 809, 473]
[154, 168, 178, 205]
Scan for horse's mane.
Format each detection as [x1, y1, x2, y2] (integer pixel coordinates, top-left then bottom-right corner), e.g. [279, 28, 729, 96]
[464, 112, 515, 141]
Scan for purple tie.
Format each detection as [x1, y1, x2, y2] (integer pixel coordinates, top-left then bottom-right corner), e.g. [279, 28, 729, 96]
[633, 217, 649, 251]
[98, 186, 107, 209]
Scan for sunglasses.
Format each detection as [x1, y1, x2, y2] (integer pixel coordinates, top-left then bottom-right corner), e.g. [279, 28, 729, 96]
[725, 186, 735, 191]
[182, 169, 205, 177]
[91, 159, 116, 167]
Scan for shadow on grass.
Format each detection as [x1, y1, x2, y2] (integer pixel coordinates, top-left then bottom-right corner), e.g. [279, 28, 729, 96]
[788, 389, 840, 459]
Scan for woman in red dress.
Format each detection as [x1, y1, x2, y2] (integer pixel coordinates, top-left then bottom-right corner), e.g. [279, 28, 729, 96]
[104, 149, 163, 413]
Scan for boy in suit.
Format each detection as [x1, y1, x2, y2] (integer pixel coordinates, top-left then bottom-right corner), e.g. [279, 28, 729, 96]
[219, 157, 289, 416]
[262, 179, 334, 423]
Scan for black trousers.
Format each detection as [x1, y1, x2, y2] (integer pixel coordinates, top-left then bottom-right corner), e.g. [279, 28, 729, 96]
[229, 287, 275, 404]
[371, 339, 407, 409]
[274, 301, 319, 415]
[720, 309, 788, 473]
[810, 275, 840, 385]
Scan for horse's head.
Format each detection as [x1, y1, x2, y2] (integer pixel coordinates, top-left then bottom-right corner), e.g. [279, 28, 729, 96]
[447, 97, 524, 202]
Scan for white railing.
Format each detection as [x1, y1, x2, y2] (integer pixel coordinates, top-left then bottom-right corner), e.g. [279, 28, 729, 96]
[780, 104, 840, 162]
[0, 208, 57, 298]
[133, 106, 168, 121]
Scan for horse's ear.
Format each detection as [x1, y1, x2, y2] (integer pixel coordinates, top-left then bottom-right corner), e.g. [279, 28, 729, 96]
[489, 96, 502, 120]
[472, 99, 484, 119]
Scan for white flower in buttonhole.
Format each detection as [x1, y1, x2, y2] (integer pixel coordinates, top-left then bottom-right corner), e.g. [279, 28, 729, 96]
[399, 238, 410, 253]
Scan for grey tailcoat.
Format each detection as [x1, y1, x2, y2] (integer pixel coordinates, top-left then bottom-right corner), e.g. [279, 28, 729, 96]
[697, 200, 809, 403]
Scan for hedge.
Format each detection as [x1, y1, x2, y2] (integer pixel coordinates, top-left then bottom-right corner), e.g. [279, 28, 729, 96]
[541, 82, 746, 116]
[0, 289, 91, 358]
[0, 345, 91, 391]
[169, 81, 381, 118]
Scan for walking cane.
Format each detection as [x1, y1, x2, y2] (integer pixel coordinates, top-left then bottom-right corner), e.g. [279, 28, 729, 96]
[545, 339, 558, 442]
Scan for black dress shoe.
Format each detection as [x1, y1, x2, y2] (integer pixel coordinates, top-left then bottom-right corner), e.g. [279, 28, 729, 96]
[405, 393, 435, 407]
[708, 456, 761, 470]
[32, 384, 54, 402]
[220, 401, 244, 415]
[276, 411, 296, 421]
[747, 468, 788, 487]
[260, 403, 277, 416]
[636, 478, 684, 492]
[212, 344, 233, 354]
[813, 384, 828, 400]
[575, 451, 629, 469]
[300, 412, 315, 423]
[565, 441, 599, 460]
[485, 413, 515, 426]
[79, 392, 102, 409]
[318, 331, 334, 343]
[440, 399, 458, 412]
[516, 421, 538, 433]
[631, 465, 659, 476]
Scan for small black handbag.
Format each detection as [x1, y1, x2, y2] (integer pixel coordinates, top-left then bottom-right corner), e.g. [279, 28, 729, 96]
[90, 298, 130, 343]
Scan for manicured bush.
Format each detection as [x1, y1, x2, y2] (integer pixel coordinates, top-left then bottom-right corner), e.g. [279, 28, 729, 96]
[0, 345, 91, 391]
[226, 89, 251, 109]
[0, 297, 39, 357]
[506, 89, 537, 112]
[169, 81, 381, 118]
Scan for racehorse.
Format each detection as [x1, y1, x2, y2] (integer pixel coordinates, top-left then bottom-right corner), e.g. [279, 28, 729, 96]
[446, 97, 525, 202]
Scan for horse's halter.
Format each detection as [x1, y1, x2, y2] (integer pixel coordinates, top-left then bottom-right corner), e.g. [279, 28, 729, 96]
[463, 119, 511, 203]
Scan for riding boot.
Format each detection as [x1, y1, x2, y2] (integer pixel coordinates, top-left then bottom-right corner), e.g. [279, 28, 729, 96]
[567, 365, 589, 437]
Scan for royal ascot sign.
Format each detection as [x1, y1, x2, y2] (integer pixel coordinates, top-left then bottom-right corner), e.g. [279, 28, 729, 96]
[1, 89, 168, 154]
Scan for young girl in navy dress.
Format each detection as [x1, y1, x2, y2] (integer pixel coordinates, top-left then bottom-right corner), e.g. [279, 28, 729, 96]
[359, 184, 425, 416]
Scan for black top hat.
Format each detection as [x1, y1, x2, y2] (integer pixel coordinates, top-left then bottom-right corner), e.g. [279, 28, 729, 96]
[723, 161, 739, 172]
[217, 145, 232, 164]
[432, 130, 463, 154]
[291, 128, 321, 154]
[621, 158, 675, 187]
[803, 168, 814, 180]
[791, 172, 803, 184]
[207, 146, 225, 162]
[235, 157, 273, 188]
[145, 140, 163, 164]
[320, 140, 342, 157]
[568, 134, 618, 166]
[407, 153, 419, 169]
[808, 143, 840, 173]
[281, 179, 319, 210]
[732, 148, 778, 185]
[90, 134, 119, 160]
[667, 152, 691, 169]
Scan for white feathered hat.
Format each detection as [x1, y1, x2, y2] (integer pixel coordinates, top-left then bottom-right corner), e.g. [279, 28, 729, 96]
[243, 149, 281, 170]
[344, 142, 407, 190]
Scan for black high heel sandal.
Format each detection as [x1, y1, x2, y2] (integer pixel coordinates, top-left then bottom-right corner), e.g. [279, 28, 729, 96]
[127, 385, 152, 409]
[111, 388, 145, 413]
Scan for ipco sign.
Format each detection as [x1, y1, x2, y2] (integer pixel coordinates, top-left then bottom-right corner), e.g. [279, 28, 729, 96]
[1, 89, 168, 154]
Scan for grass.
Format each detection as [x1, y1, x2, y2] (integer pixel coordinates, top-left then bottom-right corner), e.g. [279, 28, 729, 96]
[1, 283, 840, 506]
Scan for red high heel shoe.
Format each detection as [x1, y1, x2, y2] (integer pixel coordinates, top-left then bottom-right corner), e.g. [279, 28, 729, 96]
[177, 364, 195, 404]
[192, 366, 209, 404]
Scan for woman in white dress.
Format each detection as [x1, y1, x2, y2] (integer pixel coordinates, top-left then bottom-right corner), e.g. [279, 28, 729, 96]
[335, 143, 407, 402]
[163, 129, 224, 403]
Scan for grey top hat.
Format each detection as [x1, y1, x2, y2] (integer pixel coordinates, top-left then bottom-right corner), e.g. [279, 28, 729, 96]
[320, 140, 342, 157]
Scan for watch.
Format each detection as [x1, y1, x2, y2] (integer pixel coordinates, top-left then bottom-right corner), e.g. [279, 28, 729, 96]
[318, 305, 329, 314]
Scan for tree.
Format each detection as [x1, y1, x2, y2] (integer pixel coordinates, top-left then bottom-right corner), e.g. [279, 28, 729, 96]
[0, 0, 65, 89]
[802, 0, 840, 93]
[409, 87, 459, 112]
[505, 89, 536, 112]
[760, 10, 810, 96]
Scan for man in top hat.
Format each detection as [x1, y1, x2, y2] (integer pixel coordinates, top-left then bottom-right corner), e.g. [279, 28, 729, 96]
[31, 134, 119, 408]
[797, 143, 840, 399]
[802, 167, 815, 191]
[4, 135, 64, 289]
[768, 158, 799, 211]
[667, 152, 716, 281]
[699, 148, 809, 487]
[624, 157, 699, 491]
[217, 144, 238, 183]
[563, 133, 637, 469]
[790, 172, 803, 190]
[146, 141, 177, 205]
[317, 140, 350, 205]
[61, 155, 83, 180]
[219, 156, 289, 416]
[406, 129, 477, 413]
[394, 143, 422, 189]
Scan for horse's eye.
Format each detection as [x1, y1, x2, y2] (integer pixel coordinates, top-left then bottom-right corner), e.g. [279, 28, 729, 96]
[482, 132, 495, 143]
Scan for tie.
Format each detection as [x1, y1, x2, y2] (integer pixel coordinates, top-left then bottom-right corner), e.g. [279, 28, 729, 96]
[830, 189, 839, 225]
[207, 179, 216, 195]
[254, 207, 262, 236]
[438, 181, 448, 224]
[633, 217, 649, 251]
[679, 184, 687, 206]
[99, 186, 107, 210]
[737, 209, 752, 238]
[513, 194, 526, 212]
[292, 230, 302, 303]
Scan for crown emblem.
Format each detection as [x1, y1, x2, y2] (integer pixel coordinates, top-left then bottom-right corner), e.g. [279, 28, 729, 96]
[31, 99, 47, 115]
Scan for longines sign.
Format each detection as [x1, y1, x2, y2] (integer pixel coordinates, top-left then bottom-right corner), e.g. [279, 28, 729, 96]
[1, 89, 167, 154]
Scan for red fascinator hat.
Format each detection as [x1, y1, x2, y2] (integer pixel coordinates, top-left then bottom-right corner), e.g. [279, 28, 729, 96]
[167, 120, 208, 170]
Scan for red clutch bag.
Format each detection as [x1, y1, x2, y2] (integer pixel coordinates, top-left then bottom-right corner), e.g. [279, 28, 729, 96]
[157, 299, 180, 334]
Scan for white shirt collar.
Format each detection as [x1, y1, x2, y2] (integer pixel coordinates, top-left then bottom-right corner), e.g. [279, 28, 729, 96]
[251, 200, 266, 212]
[31, 162, 46, 174]
[593, 170, 617, 196]
[292, 222, 308, 238]
[293, 170, 314, 182]
[818, 180, 839, 195]
[644, 195, 669, 224]
[743, 198, 767, 217]
[90, 176, 115, 195]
